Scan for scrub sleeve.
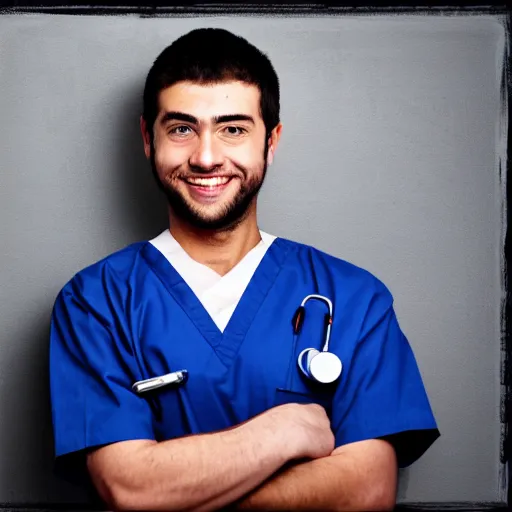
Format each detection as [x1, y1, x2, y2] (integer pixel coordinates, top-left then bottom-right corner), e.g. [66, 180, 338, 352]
[330, 283, 440, 468]
[49, 270, 156, 482]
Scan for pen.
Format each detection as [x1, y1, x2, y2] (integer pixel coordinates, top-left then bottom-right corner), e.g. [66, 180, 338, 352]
[132, 370, 188, 394]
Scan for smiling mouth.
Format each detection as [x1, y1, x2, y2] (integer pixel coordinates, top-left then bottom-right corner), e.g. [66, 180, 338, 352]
[180, 175, 235, 201]
[183, 176, 233, 188]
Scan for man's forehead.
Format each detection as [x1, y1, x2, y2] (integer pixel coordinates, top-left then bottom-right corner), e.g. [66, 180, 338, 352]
[157, 80, 261, 118]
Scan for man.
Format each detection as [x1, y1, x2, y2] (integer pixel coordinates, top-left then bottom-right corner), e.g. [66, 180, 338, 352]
[50, 28, 440, 511]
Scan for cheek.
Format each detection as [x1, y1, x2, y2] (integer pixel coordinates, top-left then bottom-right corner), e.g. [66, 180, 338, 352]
[154, 144, 187, 173]
[228, 144, 265, 170]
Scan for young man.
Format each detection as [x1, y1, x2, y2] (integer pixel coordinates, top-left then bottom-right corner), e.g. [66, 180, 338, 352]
[50, 28, 439, 511]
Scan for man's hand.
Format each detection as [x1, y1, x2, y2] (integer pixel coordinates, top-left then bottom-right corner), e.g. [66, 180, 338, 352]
[271, 403, 335, 461]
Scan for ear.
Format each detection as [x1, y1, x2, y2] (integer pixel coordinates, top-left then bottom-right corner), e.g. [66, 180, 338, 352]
[267, 123, 283, 166]
[140, 115, 152, 160]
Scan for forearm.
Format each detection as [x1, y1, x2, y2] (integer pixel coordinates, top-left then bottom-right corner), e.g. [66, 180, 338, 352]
[233, 448, 397, 511]
[88, 416, 292, 512]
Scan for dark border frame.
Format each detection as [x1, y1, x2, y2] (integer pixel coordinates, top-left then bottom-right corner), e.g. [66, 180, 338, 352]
[0, 1, 510, 15]
[0, 3, 510, 511]
[501, 10, 512, 511]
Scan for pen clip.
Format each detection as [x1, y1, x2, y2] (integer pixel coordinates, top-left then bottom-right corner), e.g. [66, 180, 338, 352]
[132, 370, 188, 394]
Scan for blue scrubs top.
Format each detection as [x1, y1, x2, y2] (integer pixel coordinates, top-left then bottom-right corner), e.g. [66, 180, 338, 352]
[50, 237, 439, 479]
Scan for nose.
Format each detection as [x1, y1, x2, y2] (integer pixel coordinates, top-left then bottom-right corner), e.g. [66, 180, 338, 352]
[189, 132, 223, 172]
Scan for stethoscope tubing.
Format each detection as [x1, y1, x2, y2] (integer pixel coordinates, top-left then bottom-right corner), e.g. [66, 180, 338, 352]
[298, 294, 333, 353]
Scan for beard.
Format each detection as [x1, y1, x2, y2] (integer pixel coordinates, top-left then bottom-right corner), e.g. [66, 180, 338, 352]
[149, 140, 269, 232]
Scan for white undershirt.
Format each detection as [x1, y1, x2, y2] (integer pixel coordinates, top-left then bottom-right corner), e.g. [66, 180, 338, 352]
[150, 230, 276, 332]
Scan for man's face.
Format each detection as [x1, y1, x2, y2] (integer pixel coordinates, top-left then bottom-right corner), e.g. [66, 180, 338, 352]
[145, 80, 272, 231]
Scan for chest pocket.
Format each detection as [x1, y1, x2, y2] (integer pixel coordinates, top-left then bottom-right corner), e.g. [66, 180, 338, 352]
[273, 318, 338, 417]
[275, 388, 333, 415]
[274, 373, 337, 419]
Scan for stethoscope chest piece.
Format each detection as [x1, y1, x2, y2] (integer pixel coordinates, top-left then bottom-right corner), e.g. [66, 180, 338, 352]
[298, 348, 342, 384]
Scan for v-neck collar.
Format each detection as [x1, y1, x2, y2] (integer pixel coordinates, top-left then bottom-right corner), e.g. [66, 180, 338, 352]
[150, 230, 275, 306]
[141, 237, 293, 367]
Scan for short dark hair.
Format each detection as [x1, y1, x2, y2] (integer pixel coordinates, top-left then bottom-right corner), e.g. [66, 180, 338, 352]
[142, 28, 280, 138]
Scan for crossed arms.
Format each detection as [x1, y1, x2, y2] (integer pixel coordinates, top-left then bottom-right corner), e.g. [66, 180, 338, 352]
[87, 403, 398, 512]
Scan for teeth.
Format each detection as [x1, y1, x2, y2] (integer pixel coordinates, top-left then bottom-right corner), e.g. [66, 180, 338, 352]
[187, 177, 230, 187]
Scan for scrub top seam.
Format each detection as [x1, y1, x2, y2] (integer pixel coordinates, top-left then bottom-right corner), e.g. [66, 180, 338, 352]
[337, 415, 440, 443]
[140, 243, 223, 348]
[214, 239, 297, 366]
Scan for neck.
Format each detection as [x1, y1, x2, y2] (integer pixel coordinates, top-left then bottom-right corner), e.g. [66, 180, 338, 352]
[168, 205, 262, 276]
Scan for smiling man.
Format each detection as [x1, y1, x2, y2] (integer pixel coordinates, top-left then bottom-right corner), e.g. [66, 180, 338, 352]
[49, 28, 440, 511]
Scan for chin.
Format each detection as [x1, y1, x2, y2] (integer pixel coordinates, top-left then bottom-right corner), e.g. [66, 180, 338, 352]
[178, 203, 249, 232]
[190, 212, 245, 232]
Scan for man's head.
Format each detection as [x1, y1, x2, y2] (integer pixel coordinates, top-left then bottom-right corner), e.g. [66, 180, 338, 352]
[140, 28, 282, 232]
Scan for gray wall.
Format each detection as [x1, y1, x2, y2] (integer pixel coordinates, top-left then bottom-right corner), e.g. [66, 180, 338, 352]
[0, 13, 506, 505]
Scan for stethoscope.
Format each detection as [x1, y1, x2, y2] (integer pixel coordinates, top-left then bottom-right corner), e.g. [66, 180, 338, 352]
[292, 294, 342, 385]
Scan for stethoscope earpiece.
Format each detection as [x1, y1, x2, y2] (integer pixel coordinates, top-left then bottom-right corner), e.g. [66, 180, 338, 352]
[294, 295, 342, 385]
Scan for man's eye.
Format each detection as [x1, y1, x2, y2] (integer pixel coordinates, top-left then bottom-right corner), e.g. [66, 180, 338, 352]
[170, 125, 192, 135]
[224, 126, 246, 136]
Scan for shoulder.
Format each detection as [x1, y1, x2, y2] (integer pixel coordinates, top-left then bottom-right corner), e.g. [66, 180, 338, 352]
[57, 241, 150, 301]
[276, 236, 393, 302]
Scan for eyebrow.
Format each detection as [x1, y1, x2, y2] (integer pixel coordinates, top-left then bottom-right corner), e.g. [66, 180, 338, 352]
[160, 111, 255, 126]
